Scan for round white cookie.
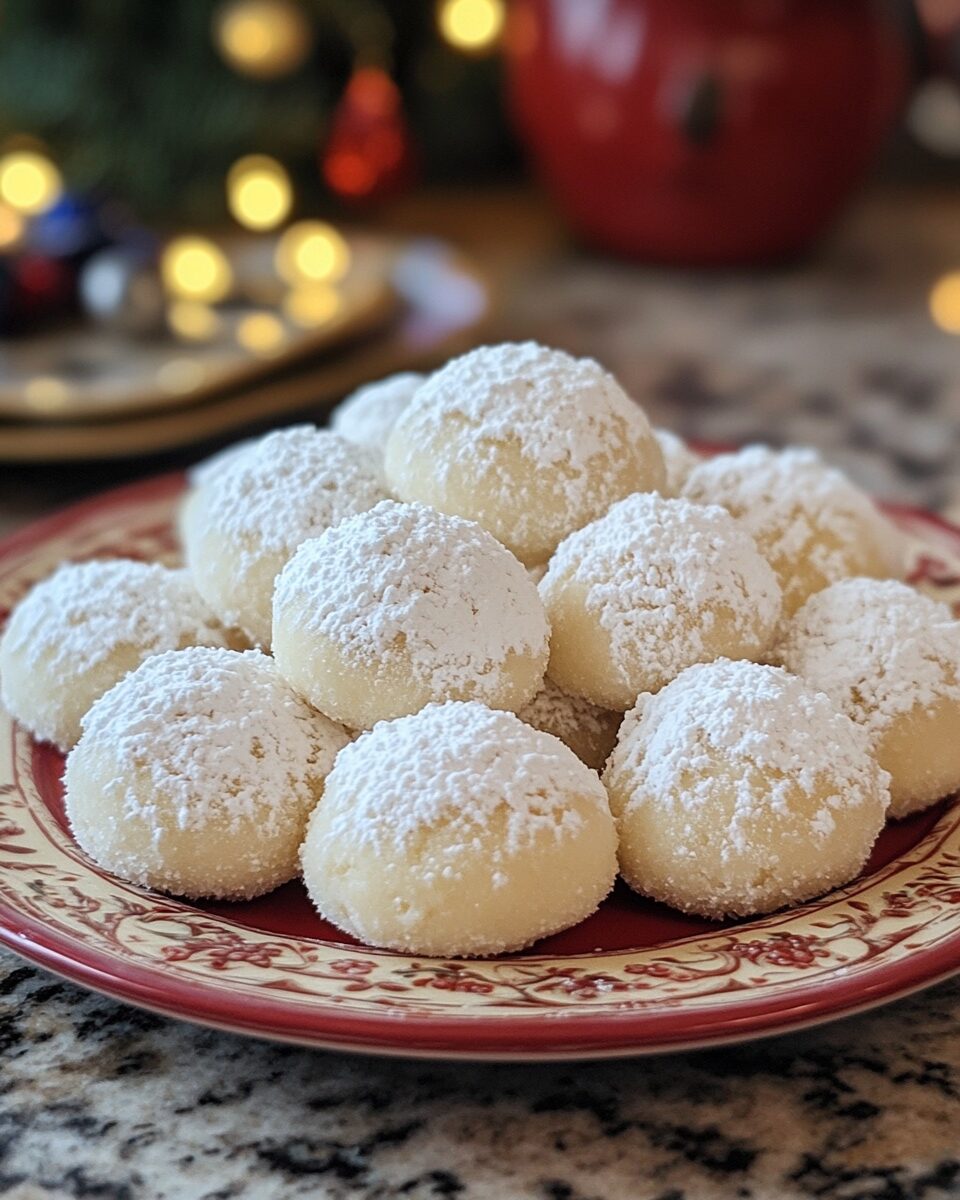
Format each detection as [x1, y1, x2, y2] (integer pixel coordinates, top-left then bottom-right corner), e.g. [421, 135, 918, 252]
[603, 659, 890, 918]
[540, 493, 782, 710]
[0, 559, 229, 751]
[518, 678, 621, 772]
[384, 342, 666, 566]
[683, 445, 898, 617]
[300, 701, 618, 955]
[272, 500, 548, 729]
[654, 428, 701, 496]
[331, 372, 425, 462]
[180, 425, 387, 647]
[775, 577, 960, 817]
[186, 438, 257, 491]
[65, 647, 349, 899]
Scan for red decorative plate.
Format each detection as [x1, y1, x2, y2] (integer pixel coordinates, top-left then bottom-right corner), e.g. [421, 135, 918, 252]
[1, 476, 959, 1060]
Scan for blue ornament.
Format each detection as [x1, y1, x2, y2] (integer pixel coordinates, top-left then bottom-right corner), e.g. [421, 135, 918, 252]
[28, 193, 104, 259]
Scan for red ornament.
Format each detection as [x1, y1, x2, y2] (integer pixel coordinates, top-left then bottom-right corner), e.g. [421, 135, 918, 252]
[506, 0, 911, 265]
[322, 66, 417, 204]
[0, 252, 75, 331]
[14, 254, 74, 309]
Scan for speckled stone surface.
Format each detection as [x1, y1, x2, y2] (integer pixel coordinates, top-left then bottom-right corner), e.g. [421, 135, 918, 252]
[4, 960, 960, 1199]
[1, 186, 960, 1199]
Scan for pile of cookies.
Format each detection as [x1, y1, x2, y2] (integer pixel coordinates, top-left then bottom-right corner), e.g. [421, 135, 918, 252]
[2, 341, 959, 956]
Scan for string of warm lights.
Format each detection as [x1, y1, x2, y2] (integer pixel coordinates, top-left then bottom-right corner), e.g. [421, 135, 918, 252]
[0, 133, 358, 401]
[276, 221, 351, 285]
[0, 206, 24, 251]
[0, 0, 514, 416]
[167, 300, 222, 343]
[284, 283, 341, 328]
[436, 0, 504, 54]
[226, 155, 292, 232]
[213, 0, 505, 73]
[213, 0, 314, 79]
[160, 237, 234, 304]
[0, 149, 63, 216]
[929, 272, 960, 335]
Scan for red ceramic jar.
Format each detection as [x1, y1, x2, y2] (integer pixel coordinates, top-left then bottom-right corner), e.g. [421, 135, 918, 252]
[506, 0, 912, 264]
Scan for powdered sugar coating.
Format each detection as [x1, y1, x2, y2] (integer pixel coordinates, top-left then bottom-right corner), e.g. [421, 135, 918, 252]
[609, 659, 882, 802]
[683, 446, 897, 614]
[75, 647, 342, 832]
[331, 372, 425, 458]
[65, 647, 349, 899]
[272, 501, 549, 727]
[300, 701, 618, 954]
[181, 424, 388, 645]
[391, 341, 645, 476]
[0, 559, 229, 749]
[384, 342, 666, 565]
[540, 493, 782, 708]
[776, 578, 960, 737]
[654, 428, 701, 496]
[774, 578, 960, 815]
[321, 702, 608, 852]
[189, 425, 386, 556]
[604, 659, 890, 918]
[186, 438, 256, 490]
[518, 679, 621, 772]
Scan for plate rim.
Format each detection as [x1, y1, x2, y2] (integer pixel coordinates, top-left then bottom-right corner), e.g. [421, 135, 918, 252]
[6, 920, 960, 1061]
[2, 472, 960, 1060]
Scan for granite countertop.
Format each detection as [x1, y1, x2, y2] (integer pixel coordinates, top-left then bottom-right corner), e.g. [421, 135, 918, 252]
[2, 186, 960, 1199]
[5, 962, 960, 1199]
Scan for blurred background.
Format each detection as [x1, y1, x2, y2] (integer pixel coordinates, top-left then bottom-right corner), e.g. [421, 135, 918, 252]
[0, 0, 959, 528]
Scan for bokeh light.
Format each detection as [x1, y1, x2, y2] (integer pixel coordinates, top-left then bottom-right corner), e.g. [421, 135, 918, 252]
[157, 358, 206, 394]
[275, 221, 350, 285]
[167, 300, 222, 342]
[0, 150, 62, 215]
[23, 376, 70, 412]
[930, 272, 960, 334]
[161, 236, 233, 303]
[908, 79, 960, 157]
[236, 311, 286, 354]
[226, 154, 292, 231]
[283, 284, 341, 328]
[437, 0, 505, 53]
[0, 205, 24, 249]
[214, 0, 312, 79]
[322, 67, 409, 200]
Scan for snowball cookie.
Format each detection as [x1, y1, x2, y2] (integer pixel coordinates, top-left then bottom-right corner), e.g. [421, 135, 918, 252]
[654, 428, 702, 496]
[181, 425, 387, 647]
[776, 578, 960, 818]
[300, 701, 618, 955]
[683, 446, 897, 618]
[384, 342, 666, 566]
[603, 659, 890, 919]
[331, 371, 425, 461]
[518, 679, 621, 772]
[272, 500, 549, 729]
[65, 647, 349, 899]
[540, 493, 782, 710]
[0, 559, 229, 751]
[178, 440, 264, 550]
[186, 436, 257, 490]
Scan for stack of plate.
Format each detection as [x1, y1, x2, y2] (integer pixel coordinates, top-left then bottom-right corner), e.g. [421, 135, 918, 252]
[0, 232, 491, 462]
